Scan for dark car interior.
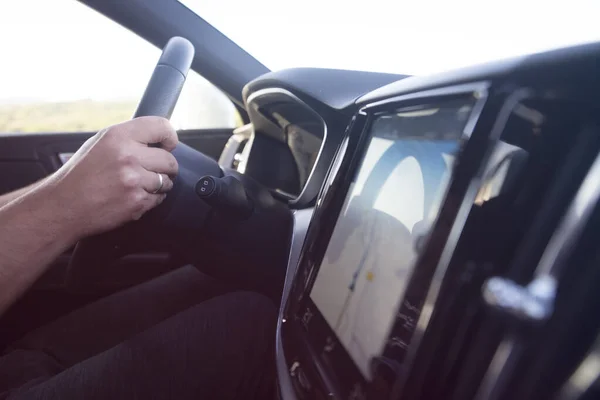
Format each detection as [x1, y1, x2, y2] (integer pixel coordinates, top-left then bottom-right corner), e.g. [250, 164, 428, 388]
[2, 0, 600, 399]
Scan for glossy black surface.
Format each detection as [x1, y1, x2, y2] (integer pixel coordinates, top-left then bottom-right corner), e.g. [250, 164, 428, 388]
[398, 95, 600, 400]
[279, 84, 496, 399]
[309, 98, 477, 381]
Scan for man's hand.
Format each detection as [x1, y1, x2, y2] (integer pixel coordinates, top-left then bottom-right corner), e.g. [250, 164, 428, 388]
[0, 117, 180, 313]
[48, 116, 179, 238]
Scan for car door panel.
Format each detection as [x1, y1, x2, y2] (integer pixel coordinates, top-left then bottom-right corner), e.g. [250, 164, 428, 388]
[0, 132, 92, 195]
[0, 161, 48, 194]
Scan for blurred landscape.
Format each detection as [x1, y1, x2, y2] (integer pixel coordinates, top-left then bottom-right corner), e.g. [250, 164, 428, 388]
[0, 72, 241, 134]
[0, 100, 137, 133]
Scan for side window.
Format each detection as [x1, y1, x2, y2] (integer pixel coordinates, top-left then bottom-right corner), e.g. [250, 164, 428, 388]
[171, 71, 242, 130]
[0, 0, 240, 134]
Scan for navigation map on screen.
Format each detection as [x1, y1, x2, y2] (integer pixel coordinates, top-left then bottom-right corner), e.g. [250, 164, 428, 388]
[310, 102, 472, 378]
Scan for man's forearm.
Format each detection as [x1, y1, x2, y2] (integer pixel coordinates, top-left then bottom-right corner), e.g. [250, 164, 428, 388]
[0, 177, 48, 208]
[0, 117, 180, 314]
[0, 180, 77, 314]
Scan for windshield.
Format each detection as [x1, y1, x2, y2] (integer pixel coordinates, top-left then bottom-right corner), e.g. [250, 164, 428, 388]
[181, 0, 600, 75]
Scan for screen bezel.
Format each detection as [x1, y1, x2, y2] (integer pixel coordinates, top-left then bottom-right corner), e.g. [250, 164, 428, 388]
[280, 83, 492, 399]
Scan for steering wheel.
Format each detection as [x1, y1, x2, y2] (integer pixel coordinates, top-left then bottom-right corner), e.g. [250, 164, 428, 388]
[66, 37, 223, 291]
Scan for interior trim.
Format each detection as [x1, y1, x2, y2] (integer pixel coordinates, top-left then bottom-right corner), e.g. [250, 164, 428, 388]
[218, 124, 253, 169]
[276, 208, 314, 400]
[246, 88, 328, 206]
[389, 82, 498, 398]
[475, 150, 600, 399]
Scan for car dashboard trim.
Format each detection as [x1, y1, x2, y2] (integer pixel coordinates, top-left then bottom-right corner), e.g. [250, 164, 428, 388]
[277, 80, 501, 398]
[277, 208, 314, 400]
[390, 86, 530, 399]
[245, 87, 328, 207]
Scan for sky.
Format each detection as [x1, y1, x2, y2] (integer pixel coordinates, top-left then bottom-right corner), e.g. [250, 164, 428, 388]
[184, 0, 600, 74]
[0, 0, 158, 101]
[1, 0, 600, 101]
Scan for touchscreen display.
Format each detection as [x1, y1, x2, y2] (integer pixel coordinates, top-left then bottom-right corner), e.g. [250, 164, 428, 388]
[310, 100, 473, 379]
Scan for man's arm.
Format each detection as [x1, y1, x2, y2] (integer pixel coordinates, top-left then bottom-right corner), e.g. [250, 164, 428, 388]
[0, 117, 179, 314]
[0, 182, 77, 314]
[0, 177, 47, 208]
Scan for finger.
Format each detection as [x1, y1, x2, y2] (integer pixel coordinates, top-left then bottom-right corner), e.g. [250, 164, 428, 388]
[139, 170, 174, 194]
[126, 116, 179, 151]
[136, 147, 179, 176]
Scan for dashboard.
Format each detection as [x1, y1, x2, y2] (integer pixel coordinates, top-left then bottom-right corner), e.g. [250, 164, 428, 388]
[240, 42, 600, 400]
[239, 70, 407, 207]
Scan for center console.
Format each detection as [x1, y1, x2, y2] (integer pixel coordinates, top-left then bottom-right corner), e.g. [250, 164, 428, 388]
[274, 42, 600, 400]
[278, 84, 490, 399]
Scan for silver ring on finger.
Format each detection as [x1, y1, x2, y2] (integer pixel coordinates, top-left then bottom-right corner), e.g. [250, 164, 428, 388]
[152, 173, 164, 194]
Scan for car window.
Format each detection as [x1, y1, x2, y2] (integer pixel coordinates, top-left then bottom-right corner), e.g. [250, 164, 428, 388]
[0, 0, 240, 134]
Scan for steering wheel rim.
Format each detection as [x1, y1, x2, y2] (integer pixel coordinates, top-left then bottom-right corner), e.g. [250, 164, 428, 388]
[65, 37, 195, 291]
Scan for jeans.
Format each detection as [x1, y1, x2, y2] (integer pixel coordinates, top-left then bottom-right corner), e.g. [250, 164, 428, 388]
[0, 266, 276, 399]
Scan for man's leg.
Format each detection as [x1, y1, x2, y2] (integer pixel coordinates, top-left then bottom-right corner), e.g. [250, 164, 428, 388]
[0, 266, 233, 394]
[11, 291, 276, 400]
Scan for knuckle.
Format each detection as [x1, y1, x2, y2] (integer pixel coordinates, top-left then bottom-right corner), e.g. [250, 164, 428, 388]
[118, 151, 136, 166]
[162, 122, 178, 147]
[148, 115, 165, 124]
[170, 128, 179, 143]
[134, 192, 146, 204]
[134, 115, 154, 124]
[119, 169, 140, 189]
[128, 191, 146, 209]
[159, 117, 173, 130]
[144, 116, 167, 130]
[165, 141, 178, 152]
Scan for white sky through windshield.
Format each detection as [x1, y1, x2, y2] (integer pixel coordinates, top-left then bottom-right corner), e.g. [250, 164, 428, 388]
[1, 0, 598, 103]
[182, 0, 600, 75]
